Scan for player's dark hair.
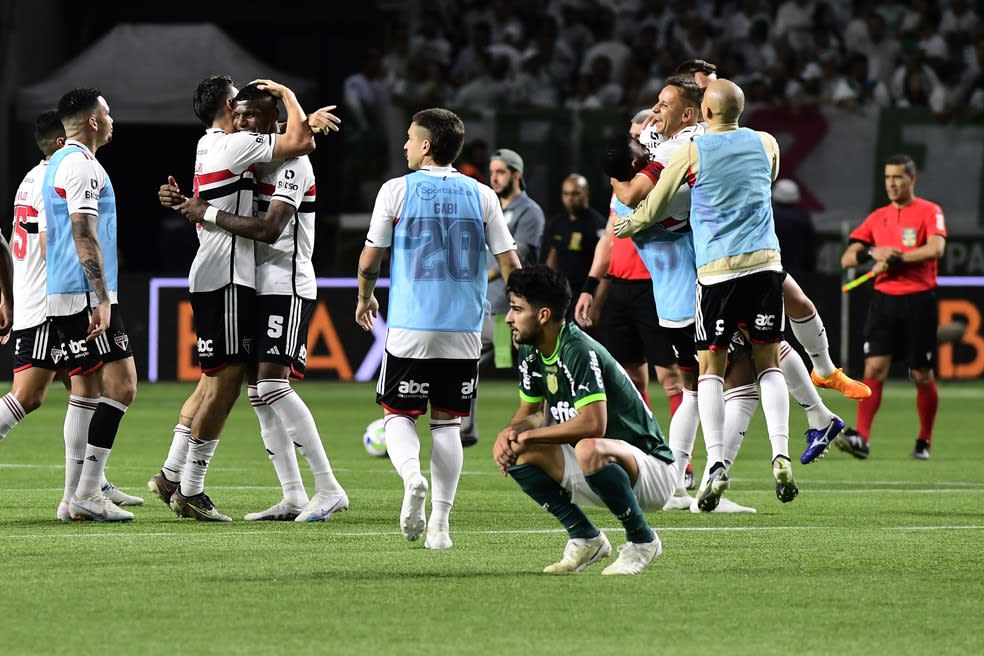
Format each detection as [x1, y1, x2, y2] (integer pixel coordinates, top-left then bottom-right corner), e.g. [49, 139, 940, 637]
[886, 153, 916, 178]
[412, 108, 465, 166]
[34, 109, 65, 148]
[57, 88, 102, 121]
[234, 82, 277, 104]
[601, 134, 647, 182]
[193, 75, 236, 127]
[506, 264, 571, 322]
[664, 74, 703, 111]
[674, 59, 717, 77]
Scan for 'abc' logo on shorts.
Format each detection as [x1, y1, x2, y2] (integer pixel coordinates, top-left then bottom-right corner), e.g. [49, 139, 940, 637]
[398, 379, 429, 395]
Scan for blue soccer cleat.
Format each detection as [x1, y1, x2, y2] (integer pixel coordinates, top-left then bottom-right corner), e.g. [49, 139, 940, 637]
[800, 415, 845, 465]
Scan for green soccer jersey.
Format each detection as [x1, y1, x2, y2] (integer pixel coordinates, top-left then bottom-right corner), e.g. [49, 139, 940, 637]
[517, 322, 674, 463]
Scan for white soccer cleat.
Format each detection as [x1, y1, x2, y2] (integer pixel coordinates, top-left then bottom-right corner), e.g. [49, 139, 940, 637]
[69, 494, 135, 522]
[101, 481, 145, 506]
[424, 524, 453, 550]
[295, 490, 349, 523]
[689, 495, 757, 513]
[399, 474, 428, 541]
[663, 489, 694, 510]
[245, 500, 305, 521]
[543, 532, 612, 573]
[57, 501, 73, 522]
[601, 536, 663, 575]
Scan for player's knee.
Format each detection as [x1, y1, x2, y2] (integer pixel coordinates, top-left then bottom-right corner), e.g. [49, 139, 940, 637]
[256, 378, 291, 405]
[573, 438, 603, 468]
[13, 389, 47, 413]
[911, 368, 934, 384]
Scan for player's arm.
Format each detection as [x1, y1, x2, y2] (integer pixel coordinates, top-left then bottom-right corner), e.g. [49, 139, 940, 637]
[574, 214, 613, 327]
[518, 400, 607, 447]
[158, 175, 185, 208]
[355, 246, 384, 331]
[494, 398, 545, 475]
[484, 186, 520, 281]
[544, 245, 558, 270]
[177, 196, 292, 243]
[611, 170, 656, 208]
[897, 234, 945, 264]
[615, 143, 691, 237]
[70, 211, 111, 339]
[252, 79, 316, 159]
[0, 235, 13, 336]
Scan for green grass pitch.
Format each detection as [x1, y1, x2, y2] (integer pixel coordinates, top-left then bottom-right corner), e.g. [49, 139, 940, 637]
[1, 380, 981, 655]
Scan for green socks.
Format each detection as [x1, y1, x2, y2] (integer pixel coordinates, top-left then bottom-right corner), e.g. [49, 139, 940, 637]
[584, 463, 655, 544]
[508, 464, 598, 539]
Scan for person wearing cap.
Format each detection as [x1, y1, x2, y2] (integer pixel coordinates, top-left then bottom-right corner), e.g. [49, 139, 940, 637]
[772, 179, 816, 278]
[459, 148, 545, 448]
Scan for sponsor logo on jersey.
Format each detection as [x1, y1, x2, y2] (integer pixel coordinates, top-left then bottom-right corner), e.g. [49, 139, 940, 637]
[588, 350, 604, 388]
[461, 378, 476, 395]
[298, 345, 307, 364]
[550, 401, 578, 423]
[398, 379, 429, 395]
[67, 339, 88, 357]
[197, 338, 214, 355]
[754, 314, 776, 330]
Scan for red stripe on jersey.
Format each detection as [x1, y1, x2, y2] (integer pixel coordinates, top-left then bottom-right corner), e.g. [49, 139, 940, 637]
[686, 168, 697, 187]
[638, 161, 664, 185]
[54, 187, 67, 198]
[305, 184, 316, 196]
[257, 182, 276, 195]
[194, 169, 238, 186]
[13, 205, 39, 217]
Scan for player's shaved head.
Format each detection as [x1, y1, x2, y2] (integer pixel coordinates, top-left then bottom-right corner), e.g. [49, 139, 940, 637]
[702, 79, 744, 124]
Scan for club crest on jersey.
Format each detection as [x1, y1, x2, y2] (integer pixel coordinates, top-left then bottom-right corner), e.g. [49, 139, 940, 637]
[50, 347, 64, 364]
[902, 228, 917, 247]
[114, 335, 129, 351]
[546, 373, 559, 394]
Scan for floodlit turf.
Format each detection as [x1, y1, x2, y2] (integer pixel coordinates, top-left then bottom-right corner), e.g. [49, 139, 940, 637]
[1, 380, 981, 655]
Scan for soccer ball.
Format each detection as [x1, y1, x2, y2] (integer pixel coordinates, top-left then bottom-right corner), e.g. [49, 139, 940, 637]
[363, 418, 388, 457]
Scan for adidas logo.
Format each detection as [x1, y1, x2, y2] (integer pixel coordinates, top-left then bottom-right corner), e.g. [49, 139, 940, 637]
[267, 346, 280, 355]
[192, 459, 208, 467]
[86, 455, 98, 462]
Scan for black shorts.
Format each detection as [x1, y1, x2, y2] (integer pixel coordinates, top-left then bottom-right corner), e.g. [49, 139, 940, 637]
[11, 321, 63, 372]
[604, 278, 677, 367]
[863, 290, 937, 369]
[49, 304, 132, 376]
[695, 270, 786, 351]
[376, 351, 478, 416]
[190, 284, 256, 374]
[256, 295, 315, 377]
[663, 325, 698, 370]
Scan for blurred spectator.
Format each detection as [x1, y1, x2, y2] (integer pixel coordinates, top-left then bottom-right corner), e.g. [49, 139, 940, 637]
[343, 49, 389, 136]
[381, 25, 411, 81]
[456, 139, 489, 184]
[723, 0, 769, 43]
[452, 50, 505, 111]
[891, 51, 941, 107]
[772, 179, 816, 276]
[544, 174, 607, 316]
[676, 13, 716, 62]
[773, 0, 816, 55]
[410, 9, 453, 66]
[555, 0, 597, 57]
[580, 18, 632, 84]
[930, 62, 965, 122]
[739, 18, 779, 73]
[830, 52, 892, 111]
[623, 55, 664, 109]
[586, 54, 624, 106]
[940, 0, 980, 49]
[566, 73, 605, 109]
[450, 21, 493, 86]
[535, 16, 577, 94]
[856, 12, 903, 86]
[392, 54, 448, 111]
[966, 42, 984, 120]
[512, 49, 562, 109]
[809, 3, 846, 60]
[786, 61, 827, 109]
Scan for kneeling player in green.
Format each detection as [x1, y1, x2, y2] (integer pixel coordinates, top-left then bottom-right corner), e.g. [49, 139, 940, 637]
[494, 265, 676, 575]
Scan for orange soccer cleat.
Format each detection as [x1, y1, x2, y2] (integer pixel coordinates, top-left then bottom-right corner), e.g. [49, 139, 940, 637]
[811, 368, 872, 400]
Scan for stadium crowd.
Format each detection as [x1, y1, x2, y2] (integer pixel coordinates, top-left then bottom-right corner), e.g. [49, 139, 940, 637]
[343, 0, 984, 123]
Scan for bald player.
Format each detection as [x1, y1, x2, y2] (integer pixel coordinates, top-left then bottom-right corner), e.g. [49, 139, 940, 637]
[616, 79, 797, 511]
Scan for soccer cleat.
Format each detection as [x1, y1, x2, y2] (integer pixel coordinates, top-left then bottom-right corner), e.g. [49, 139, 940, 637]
[800, 415, 845, 465]
[295, 490, 349, 523]
[69, 494, 134, 522]
[424, 525, 453, 550]
[683, 462, 696, 490]
[102, 481, 144, 506]
[57, 501, 73, 522]
[543, 532, 611, 573]
[244, 500, 305, 521]
[690, 495, 757, 513]
[696, 464, 729, 512]
[601, 536, 663, 575]
[663, 489, 694, 511]
[910, 439, 931, 460]
[834, 428, 870, 460]
[811, 368, 871, 400]
[169, 489, 231, 522]
[773, 456, 799, 503]
[399, 474, 428, 541]
[147, 471, 179, 507]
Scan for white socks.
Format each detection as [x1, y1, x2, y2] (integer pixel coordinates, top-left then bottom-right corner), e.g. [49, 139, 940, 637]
[63, 396, 97, 503]
[384, 414, 422, 482]
[758, 368, 790, 462]
[0, 393, 26, 440]
[256, 379, 342, 495]
[180, 438, 219, 497]
[429, 418, 463, 529]
[779, 341, 833, 429]
[75, 445, 112, 499]
[249, 385, 307, 507]
[162, 423, 191, 482]
[789, 312, 836, 377]
[668, 389, 699, 488]
[723, 384, 759, 465]
[697, 375, 726, 467]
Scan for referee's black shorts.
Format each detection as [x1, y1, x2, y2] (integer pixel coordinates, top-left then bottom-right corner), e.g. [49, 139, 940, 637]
[603, 278, 677, 368]
[863, 289, 937, 369]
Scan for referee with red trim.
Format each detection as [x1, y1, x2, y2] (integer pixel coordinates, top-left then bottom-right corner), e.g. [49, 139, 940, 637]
[838, 153, 947, 460]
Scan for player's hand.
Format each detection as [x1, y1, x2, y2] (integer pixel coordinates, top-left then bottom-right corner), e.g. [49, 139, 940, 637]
[159, 176, 185, 208]
[86, 301, 111, 342]
[574, 292, 594, 328]
[308, 105, 341, 134]
[869, 246, 901, 262]
[250, 78, 289, 99]
[0, 300, 11, 340]
[355, 294, 378, 331]
[493, 427, 520, 475]
[613, 213, 640, 238]
[175, 197, 210, 223]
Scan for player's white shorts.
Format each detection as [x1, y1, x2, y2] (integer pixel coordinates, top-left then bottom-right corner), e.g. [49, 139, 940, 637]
[561, 443, 676, 511]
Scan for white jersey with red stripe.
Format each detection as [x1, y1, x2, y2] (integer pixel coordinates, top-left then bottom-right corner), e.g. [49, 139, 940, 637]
[188, 128, 276, 292]
[11, 160, 48, 330]
[254, 156, 317, 299]
[641, 123, 704, 231]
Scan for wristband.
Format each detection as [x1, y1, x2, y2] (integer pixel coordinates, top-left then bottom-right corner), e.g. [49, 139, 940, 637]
[887, 253, 904, 266]
[203, 205, 219, 224]
[855, 248, 872, 264]
[581, 276, 601, 296]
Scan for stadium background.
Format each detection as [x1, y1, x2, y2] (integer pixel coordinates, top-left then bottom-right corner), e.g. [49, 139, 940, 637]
[2, 0, 983, 381]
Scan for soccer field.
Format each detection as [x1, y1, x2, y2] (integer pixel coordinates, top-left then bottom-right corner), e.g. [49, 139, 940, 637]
[1, 380, 981, 655]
